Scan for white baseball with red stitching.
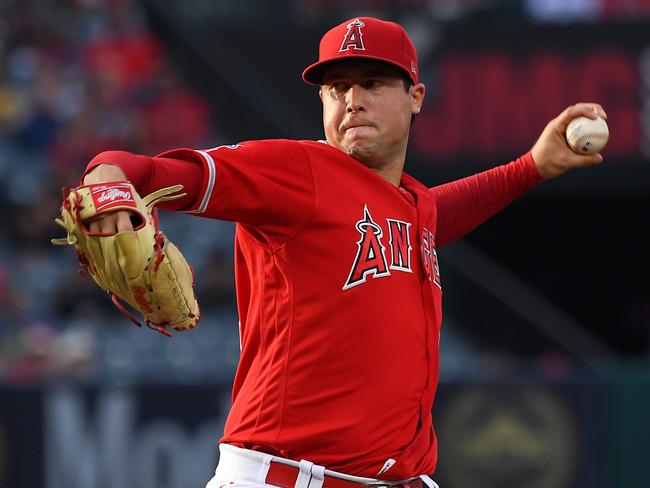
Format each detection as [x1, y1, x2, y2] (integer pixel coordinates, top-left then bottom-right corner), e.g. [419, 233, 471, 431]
[565, 116, 609, 155]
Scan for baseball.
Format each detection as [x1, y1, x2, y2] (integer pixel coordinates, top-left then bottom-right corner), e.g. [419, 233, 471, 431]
[565, 116, 609, 155]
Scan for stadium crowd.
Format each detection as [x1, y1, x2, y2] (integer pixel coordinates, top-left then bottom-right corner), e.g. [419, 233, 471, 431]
[0, 0, 238, 383]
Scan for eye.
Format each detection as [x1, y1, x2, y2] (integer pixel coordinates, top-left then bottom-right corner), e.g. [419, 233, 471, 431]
[328, 82, 349, 99]
[363, 79, 381, 89]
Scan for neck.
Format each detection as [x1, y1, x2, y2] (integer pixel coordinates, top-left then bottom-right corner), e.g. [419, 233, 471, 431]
[325, 138, 408, 186]
[370, 163, 403, 186]
[363, 134, 410, 186]
[363, 147, 406, 186]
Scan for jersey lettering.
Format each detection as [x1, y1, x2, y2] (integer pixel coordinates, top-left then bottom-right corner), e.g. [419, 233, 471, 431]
[387, 219, 412, 273]
[340, 19, 366, 52]
[343, 205, 390, 290]
[421, 228, 441, 289]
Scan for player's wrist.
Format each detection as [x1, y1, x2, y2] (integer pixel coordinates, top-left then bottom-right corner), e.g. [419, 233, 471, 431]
[83, 164, 128, 186]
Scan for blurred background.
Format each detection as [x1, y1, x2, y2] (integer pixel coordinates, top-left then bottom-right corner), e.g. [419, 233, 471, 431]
[0, 0, 648, 487]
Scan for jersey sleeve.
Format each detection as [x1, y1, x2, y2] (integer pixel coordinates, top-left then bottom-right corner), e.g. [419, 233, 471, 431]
[187, 140, 315, 232]
[85, 139, 315, 244]
[431, 152, 544, 247]
[84, 150, 204, 212]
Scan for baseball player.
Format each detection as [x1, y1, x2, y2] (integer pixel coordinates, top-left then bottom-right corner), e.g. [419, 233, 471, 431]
[78, 16, 606, 488]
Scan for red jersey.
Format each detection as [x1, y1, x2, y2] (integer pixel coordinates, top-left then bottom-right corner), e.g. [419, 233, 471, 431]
[86, 139, 542, 479]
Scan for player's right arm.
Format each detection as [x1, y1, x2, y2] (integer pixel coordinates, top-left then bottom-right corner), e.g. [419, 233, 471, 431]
[81, 140, 315, 244]
[82, 148, 205, 233]
[82, 153, 204, 234]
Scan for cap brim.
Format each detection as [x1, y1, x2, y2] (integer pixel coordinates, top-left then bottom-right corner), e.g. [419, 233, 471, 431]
[302, 55, 415, 85]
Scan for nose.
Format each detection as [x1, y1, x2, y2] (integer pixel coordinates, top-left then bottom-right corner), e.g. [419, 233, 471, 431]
[345, 84, 366, 113]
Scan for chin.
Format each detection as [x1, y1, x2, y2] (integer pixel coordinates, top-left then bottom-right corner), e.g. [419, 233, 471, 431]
[342, 138, 371, 155]
[345, 146, 378, 167]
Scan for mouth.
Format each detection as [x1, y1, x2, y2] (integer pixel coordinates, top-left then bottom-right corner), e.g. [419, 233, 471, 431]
[342, 121, 375, 133]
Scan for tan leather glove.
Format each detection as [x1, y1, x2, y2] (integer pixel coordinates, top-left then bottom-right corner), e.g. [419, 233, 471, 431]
[52, 182, 200, 336]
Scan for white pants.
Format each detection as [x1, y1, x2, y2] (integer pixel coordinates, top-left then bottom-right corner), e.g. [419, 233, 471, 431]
[206, 444, 439, 488]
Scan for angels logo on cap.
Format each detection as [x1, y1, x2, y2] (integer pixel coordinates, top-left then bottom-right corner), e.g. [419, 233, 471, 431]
[340, 18, 366, 52]
[302, 16, 419, 86]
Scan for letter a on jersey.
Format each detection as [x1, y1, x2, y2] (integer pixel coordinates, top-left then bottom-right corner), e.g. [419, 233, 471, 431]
[340, 18, 366, 52]
[343, 205, 390, 290]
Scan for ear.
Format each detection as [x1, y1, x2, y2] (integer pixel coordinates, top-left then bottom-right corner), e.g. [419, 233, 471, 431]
[319, 86, 324, 102]
[410, 83, 426, 115]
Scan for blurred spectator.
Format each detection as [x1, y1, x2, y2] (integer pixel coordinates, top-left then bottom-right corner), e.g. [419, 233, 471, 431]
[140, 63, 214, 153]
[525, 0, 650, 21]
[198, 249, 237, 315]
[0, 261, 21, 328]
[525, 0, 601, 22]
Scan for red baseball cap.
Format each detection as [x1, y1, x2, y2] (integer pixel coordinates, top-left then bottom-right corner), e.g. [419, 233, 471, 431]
[302, 17, 419, 85]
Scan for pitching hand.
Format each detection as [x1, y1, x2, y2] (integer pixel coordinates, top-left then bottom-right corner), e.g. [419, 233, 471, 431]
[82, 164, 134, 234]
[531, 103, 607, 180]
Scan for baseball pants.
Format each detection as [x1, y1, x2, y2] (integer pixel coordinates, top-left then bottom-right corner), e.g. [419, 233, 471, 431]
[205, 444, 439, 488]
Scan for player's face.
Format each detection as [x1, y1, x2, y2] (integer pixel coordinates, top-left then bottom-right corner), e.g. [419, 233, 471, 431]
[320, 59, 425, 170]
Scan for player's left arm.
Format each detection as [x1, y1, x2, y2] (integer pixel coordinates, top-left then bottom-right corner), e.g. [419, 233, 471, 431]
[432, 102, 607, 247]
[431, 152, 541, 247]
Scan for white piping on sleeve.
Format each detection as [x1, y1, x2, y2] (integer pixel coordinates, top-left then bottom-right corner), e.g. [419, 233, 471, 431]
[188, 149, 216, 214]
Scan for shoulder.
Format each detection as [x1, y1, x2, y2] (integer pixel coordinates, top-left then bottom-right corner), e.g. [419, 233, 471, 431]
[219, 139, 319, 161]
[161, 139, 313, 166]
[296, 139, 344, 157]
[231, 139, 351, 166]
[204, 139, 304, 154]
[251, 139, 344, 157]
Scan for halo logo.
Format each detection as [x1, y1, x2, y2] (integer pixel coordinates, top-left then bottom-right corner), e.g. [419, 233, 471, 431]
[438, 387, 576, 487]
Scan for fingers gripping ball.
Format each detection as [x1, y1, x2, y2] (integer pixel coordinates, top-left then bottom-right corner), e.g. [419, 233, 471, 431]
[565, 116, 609, 155]
[52, 182, 200, 336]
